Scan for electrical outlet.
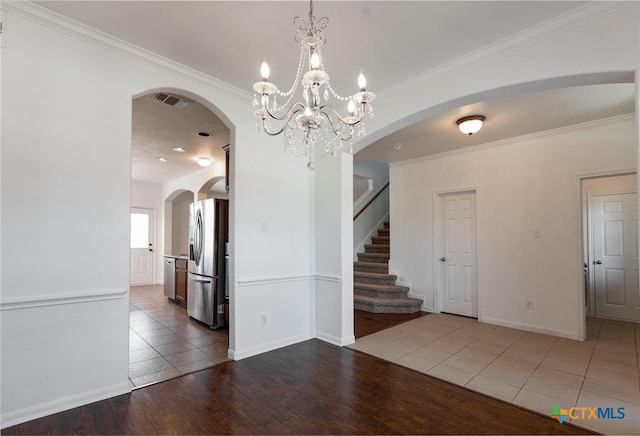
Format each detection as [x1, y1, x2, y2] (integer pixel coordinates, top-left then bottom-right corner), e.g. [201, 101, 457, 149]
[259, 313, 267, 326]
[525, 300, 534, 310]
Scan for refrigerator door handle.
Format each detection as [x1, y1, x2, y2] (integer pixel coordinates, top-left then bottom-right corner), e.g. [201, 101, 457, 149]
[188, 273, 214, 282]
[193, 209, 203, 266]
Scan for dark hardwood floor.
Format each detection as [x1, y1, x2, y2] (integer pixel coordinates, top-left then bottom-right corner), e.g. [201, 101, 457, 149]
[4, 339, 593, 435]
[354, 309, 430, 338]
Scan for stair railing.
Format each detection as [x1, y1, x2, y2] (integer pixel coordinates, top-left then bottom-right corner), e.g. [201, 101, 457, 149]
[353, 182, 389, 221]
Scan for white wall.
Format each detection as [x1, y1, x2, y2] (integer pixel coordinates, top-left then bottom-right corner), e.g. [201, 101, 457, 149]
[314, 152, 354, 346]
[354, 2, 639, 155]
[0, 2, 313, 427]
[390, 116, 637, 339]
[171, 190, 192, 257]
[353, 160, 388, 211]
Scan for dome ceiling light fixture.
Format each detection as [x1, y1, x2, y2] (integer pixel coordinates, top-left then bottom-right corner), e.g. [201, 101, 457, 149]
[196, 157, 212, 167]
[456, 115, 486, 135]
[252, 0, 375, 170]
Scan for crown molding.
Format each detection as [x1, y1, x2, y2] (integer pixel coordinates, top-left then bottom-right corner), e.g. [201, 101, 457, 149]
[390, 113, 636, 168]
[1, 1, 251, 100]
[380, 1, 635, 99]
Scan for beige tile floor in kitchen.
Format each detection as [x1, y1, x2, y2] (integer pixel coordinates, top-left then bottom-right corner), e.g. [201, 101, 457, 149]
[349, 313, 640, 435]
[128, 285, 230, 388]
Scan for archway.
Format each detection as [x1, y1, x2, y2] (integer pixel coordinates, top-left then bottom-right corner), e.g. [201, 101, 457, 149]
[129, 88, 234, 387]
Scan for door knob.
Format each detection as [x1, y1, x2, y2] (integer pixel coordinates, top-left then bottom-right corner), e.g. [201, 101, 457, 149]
[440, 257, 446, 262]
[594, 260, 603, 264]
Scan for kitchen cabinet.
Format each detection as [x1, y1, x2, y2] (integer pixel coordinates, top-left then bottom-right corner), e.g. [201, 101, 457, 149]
[175, 258, 188, 307]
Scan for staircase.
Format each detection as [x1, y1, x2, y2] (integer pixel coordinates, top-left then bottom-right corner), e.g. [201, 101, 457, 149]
[354, 222, 423, 313]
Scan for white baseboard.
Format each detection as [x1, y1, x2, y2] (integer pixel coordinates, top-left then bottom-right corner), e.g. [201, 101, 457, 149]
[316, 332, 355, 347]
[391, 280, 432, 313]
[228, 332, 313, 360]
[480, 316, 581, 340]
[1, 382, 130, 429]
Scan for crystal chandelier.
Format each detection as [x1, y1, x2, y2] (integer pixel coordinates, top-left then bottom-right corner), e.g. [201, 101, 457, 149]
[252, 0, 375, 170]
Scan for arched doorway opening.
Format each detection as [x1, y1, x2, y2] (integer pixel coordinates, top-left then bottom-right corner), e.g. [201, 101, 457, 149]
[129, 89, 233, 387]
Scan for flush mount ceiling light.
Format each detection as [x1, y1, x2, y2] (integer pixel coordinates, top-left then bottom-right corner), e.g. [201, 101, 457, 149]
[157, 157, 168, 162]
[172, 147, 186, 153]
[456, 115, 486, 135]
[196, 157, 212, 167]
[252, 0, 375, 170]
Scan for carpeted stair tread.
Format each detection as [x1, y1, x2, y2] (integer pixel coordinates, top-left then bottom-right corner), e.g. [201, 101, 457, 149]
[354, 282, 408, 292]
[354, 286, 411, 299]
[354, 295, 422, 314]
[364, 243, 390, 253]
[354, 262, 389, 274]
[354, 271, 397, 281]
[371, 236, 390, 244]
[355, 294, 422, 306]
[357, 253, 389, 264]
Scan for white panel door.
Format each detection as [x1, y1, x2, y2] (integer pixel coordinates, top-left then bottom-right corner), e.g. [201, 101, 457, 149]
[130, 208, 155, 285]
[439, 191, 477, 317]
[592, 193, 639, 321]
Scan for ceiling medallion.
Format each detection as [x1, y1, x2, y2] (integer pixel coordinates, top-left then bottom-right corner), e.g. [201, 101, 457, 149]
[252, 0, 375, 170]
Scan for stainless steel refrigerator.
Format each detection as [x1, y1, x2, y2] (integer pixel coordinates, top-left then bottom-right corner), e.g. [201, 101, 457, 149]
[187, 198, 228, 329]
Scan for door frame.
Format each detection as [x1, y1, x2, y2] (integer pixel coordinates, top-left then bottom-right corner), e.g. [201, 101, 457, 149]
[130, 206, 157, 286]
[433, 187, 481, 319]
[585, 188, 637, 320]
[578, 170, 636, 334]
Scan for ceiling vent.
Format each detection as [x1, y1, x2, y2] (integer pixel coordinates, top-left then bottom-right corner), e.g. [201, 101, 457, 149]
[152, 92, 191, 109]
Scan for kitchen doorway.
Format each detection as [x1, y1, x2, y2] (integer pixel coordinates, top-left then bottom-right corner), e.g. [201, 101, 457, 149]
[130, 89, 232, 387]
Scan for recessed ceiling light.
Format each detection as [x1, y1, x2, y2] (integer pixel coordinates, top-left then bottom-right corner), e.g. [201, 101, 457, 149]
[198, 132, 211, 137]
[393, 143, 402, 150]
[173, 147, 186, 153]
[196, 157, 212, 167]
[157, 157, 168, 162]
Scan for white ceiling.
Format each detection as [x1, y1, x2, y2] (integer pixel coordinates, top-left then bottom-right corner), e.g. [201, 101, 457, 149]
[34, 1, 634, 180]
[356, 83, 636, 164]
[132, 94, 229, 184]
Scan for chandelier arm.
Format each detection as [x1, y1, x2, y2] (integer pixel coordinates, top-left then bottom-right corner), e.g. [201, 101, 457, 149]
[262, 117, 296, 136]
[264, 101, 306, 122]
[260, 103, 306, 136]
[318, 110, 355, 142]
[320, 103, 366, 127]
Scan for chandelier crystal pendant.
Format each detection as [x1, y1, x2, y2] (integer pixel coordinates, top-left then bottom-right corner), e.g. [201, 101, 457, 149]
[252, 0, 375, 170]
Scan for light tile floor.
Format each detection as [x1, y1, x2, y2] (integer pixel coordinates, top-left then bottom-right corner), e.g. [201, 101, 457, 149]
[348, 313, 640, 435]
[129, 285, 230, 388]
